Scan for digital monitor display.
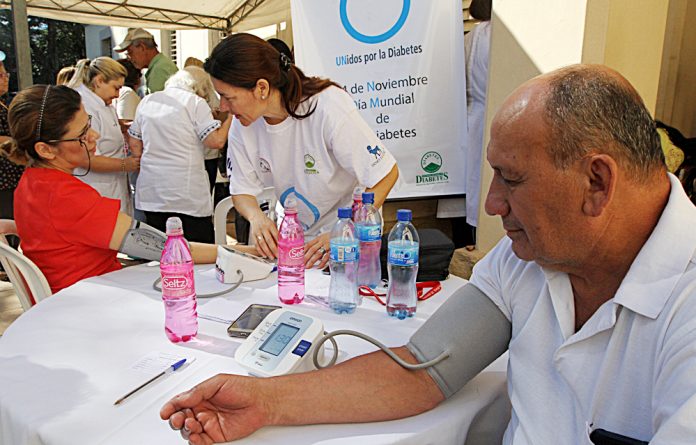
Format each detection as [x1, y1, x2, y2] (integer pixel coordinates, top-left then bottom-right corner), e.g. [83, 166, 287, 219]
[259, 323, 300, 356]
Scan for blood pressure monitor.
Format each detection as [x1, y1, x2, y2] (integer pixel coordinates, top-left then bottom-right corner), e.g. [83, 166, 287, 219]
[234, 309, 324, 377]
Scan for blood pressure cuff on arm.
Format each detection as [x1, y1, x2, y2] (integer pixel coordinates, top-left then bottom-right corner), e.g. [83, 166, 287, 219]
[406, 283, 511, 399]
[118, 220, 167, 261]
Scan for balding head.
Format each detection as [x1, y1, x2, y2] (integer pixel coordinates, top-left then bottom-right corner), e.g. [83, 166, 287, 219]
[539, 65, 663, 181]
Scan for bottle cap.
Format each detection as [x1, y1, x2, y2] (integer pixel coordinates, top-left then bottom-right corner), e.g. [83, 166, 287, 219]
[284, 193, 298, 213]
[362, 192, 375, 204]
[396, 209, 412, 222]
[338, 207, 352, 219]
[166, 217, 184, 235]
[352, 186, 364, 200]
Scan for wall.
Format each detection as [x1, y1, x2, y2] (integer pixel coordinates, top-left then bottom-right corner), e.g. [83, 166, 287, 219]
[600, 0, 669, 114]
[475, 0, 589, 252]
[655, 0, 696, 137]
[174, 29, 212, 68]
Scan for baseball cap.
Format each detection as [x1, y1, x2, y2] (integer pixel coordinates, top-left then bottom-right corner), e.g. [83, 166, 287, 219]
[114, 28, 155, 52]
[0, 50, 6, 62]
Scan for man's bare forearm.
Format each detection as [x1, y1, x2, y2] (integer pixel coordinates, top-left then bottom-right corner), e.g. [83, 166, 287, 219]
[262, 346, 444, 426]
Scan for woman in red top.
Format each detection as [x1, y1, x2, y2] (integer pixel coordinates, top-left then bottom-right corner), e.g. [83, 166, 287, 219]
[1, 85, 254, 293]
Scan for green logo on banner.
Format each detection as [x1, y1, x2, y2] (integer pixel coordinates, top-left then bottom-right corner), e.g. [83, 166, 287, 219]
[416, 151, 449, 185]
[420, 151, 442, 173]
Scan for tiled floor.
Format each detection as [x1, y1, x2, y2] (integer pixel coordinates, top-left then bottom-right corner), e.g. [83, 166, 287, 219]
[0, 280, 22, 336]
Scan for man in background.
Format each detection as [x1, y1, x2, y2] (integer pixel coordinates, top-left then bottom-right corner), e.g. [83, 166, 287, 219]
[114, 28, 177, 94]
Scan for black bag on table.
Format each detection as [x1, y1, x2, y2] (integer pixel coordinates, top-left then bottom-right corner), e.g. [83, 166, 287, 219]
[380, 228, 455, 282]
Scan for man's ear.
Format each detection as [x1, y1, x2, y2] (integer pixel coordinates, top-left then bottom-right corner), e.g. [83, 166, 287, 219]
[34, 141, 57, 161]
[582, 154, 617, 217]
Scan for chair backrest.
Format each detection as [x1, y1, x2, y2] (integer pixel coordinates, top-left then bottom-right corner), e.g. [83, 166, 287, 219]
[0, 220, 52, 310]
[213, 187, 277, 245]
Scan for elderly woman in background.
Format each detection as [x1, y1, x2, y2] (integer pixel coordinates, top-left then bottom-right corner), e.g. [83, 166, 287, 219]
[2, 85, 255, 293]
[0, 50, 24, 250]
[128, 66, 232, 242]
[68, 57, 140, 215]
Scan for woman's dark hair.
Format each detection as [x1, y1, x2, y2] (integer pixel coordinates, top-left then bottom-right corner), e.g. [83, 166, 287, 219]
[266, 38, 294, 63]
[204, 33, 339, 120]
[0, 85, 81, 165]
[117, 58, 141, 90]
[469, 0, 492, 21]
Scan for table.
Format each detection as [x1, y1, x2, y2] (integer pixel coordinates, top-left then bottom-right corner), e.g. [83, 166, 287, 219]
[0, 265, 508, 445]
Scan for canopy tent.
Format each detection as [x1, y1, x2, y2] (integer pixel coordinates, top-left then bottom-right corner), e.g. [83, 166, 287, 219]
[0, 0, 289, 32]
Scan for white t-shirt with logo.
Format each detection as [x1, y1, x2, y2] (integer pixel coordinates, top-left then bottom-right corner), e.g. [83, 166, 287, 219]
[129, 86, 220, 217]
[227, 86, 397, 238]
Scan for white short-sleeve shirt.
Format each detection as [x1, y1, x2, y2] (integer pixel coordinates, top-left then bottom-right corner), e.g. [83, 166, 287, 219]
[74, 84, 132, 215]
[114, 86, 141, 121]
[469, 173, 696, 444]
[227, 86, 397, 238]
[129, 86, 220, 216]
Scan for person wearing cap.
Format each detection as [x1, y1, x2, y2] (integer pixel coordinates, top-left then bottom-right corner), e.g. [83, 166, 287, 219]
[114, 28, 177, 95]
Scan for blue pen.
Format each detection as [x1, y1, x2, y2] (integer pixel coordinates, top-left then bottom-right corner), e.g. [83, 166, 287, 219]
[114, 358, 187, 405]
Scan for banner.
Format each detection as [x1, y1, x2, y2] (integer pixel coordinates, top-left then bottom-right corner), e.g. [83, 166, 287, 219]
[291, 0, 467, 199]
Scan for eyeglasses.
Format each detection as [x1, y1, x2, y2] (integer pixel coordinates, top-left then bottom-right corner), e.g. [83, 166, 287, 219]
[0, 73, 10, 79]
[45, 115, 92, 145]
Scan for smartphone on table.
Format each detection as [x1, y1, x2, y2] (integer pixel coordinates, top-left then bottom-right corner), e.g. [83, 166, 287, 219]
[227, 303, 281, 338]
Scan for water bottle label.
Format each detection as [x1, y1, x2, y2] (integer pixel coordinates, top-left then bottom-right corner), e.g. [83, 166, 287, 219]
[162, 275, 191, 291]
[330, 243, 359, 262]
[388, 244, 419, 266]
[356, 224, 381, 242]
[288, 246, 304, 260]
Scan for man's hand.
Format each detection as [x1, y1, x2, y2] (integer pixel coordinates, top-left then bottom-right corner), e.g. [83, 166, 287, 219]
[250, 214, 279, 259]
[160, 374, 269, 445]
[305, 232, 330, 269]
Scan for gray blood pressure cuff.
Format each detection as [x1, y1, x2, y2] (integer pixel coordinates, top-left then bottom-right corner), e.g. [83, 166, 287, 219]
[407, 283, 511, 399]
[119, 219, 167, 261]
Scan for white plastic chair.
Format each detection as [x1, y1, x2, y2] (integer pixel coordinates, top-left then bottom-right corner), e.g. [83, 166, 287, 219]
[213, 187, 277, 245]
[0, 220, 52, 310]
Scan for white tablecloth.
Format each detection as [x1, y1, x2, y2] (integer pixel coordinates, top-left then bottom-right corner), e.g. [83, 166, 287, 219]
[0, 265, 508, 445]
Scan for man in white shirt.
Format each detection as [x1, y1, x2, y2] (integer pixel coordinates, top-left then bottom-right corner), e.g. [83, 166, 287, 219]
[160, 65, 696, 444]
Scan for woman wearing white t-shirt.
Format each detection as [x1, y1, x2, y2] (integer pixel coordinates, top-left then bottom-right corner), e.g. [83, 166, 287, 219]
[128, 67, 232, 243]
[68, 57, 140, 215]
[205, 33, 399, 269]
[114, 58, 142, 121]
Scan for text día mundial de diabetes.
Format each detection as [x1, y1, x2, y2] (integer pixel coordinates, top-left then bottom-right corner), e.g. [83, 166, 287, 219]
[337, 44, 426, 141]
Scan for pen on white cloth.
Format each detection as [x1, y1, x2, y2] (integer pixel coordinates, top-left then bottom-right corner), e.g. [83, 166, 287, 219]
[114, 358, 187, 405]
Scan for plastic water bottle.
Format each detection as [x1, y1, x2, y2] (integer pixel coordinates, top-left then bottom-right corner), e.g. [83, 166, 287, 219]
[329, 207, 360, 314]
[351, 186, 364, 222]
[386, 209, 420, 320]
[160, 217, 198, 342]
[278, 194, 305, 304]
[355, 192, 382, 289]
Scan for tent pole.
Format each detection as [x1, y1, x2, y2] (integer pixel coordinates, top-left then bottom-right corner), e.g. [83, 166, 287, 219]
[11, 0, 33, 89]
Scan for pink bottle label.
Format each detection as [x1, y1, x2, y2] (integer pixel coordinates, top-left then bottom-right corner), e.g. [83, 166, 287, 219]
[162, 275, 191, 291]
[288, 246, 304, 261]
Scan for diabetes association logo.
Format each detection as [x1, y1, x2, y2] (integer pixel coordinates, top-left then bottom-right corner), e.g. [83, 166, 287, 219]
[340, 0, 410, 44]
[416, 151, 449, 185]
[304, 154, 319, 175]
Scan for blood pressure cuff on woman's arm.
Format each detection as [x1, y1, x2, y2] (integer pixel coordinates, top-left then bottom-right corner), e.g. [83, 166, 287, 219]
[119, 220, 167, 261]
[406, 283, 511, 399]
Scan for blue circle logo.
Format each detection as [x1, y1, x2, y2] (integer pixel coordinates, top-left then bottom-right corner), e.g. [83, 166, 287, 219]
[340, 0, 410, 44]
